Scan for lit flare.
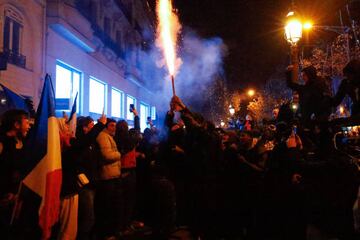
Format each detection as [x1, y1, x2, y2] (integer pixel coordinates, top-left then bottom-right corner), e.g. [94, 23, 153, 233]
[156, 0, 181, 77]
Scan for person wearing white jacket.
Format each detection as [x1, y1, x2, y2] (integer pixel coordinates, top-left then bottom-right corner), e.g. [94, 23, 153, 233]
[95, 118, 122, 240]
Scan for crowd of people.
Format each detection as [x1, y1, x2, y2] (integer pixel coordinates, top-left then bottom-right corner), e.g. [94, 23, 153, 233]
[0, 60, 359, 240]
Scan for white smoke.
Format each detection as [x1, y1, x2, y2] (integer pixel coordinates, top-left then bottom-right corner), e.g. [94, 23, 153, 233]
[136, 29, 227, 118]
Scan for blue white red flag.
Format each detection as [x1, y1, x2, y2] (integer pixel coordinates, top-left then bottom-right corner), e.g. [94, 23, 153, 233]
[22, 74, 62, 240]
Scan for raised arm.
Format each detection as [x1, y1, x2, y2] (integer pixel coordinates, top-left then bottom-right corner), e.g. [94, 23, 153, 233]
[286, 65, 305, 92]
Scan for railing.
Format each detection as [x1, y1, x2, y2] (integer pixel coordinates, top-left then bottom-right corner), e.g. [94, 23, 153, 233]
[91, 24, 125, 59]
[0, 49, 26, 68]
[114, 0, 142, 33]
[75, 1, 125, 59]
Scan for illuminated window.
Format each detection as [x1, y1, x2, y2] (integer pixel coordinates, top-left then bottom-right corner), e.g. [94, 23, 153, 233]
[89, 77, 106, 114]
[151, 106, 156, 120]
[111, 88, 124, 118]
[140, 102, 150, 132]
[55, 62, 81, 113]
[126, 95, 136, 120]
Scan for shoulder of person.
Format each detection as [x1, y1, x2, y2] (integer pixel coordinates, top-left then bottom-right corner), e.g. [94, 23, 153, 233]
[96, 130, 107, 140]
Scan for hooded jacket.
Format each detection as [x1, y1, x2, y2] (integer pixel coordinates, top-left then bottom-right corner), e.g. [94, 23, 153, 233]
[286, 66, 331, 121]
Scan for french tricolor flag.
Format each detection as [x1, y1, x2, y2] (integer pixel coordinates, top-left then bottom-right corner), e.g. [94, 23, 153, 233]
[22, 74, 62, 240]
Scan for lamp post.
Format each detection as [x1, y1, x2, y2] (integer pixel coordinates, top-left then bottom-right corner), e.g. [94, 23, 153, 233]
[285, 8, 303, 83]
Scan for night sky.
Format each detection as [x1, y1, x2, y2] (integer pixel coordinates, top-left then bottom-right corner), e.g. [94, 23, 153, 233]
[172, 0, 351, 89]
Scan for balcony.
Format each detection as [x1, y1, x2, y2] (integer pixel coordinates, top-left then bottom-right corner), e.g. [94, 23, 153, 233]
[75, 1, 125, 59]
[114, 0, 142, 34]
[47, 0, 95, 53]
[91, 24, 125, 59]
[0, 49, 26, 68]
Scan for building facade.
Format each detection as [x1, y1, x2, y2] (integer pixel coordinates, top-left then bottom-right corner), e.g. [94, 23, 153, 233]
[0, 0, 158, 130]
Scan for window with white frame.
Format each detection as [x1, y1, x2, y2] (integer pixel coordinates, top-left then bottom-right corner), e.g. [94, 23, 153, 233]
[140, 102, 150, 132]
[126, 95, 136, 120]
[151, 106, 156, 120]
[89, 77, 106, 114]
[2, 7, 25, 68]
[55, 62, 81, 114]
[111, 88, 124, 118]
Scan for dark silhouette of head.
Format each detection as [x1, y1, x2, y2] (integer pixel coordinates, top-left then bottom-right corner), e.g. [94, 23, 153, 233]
[343, 59, 360, 83]
[277, 102, 294, 124]
[301, 65, 317, 84]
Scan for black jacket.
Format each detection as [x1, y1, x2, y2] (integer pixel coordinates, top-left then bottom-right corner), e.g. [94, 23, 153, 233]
[286, 71, 331, 121]
[71, 122, 105, 187]
[0, 135, 25, 197]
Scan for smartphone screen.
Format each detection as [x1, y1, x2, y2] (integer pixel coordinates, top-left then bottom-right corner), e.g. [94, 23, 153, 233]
[129, 104, 134, 112]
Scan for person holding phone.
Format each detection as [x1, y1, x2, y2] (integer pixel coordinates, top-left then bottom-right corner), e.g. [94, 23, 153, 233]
[129, 104, 135, 113]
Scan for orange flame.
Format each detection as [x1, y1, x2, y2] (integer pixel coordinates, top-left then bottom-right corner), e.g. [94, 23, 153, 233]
[156, 0, 181, 76]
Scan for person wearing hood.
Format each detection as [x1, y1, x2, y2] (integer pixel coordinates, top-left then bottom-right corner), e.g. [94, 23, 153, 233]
[286, 65, 332, 122]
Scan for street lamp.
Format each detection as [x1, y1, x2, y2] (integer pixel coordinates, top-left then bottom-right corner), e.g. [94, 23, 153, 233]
[285, 11, 303, 45]
[247, 89, 255, 97]
[285, 8, 303, 83]
[303, 21, 313, 30]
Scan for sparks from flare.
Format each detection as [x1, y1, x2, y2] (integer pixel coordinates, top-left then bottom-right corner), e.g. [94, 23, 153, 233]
[156, 0, 181, 95]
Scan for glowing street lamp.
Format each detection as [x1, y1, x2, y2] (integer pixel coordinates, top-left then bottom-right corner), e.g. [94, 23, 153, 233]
[247, 89, 255, 97]
[285, 7, 302, 83]
[303, 21, 313, 30]
[285, 11, 303, 45]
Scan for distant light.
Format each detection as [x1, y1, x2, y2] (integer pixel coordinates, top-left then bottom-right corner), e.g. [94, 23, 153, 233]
[229, 105, 235, 115]
[1, 98, 6, 105]
[303, 22, 313, 30]
[220, 120, 225, 127]
[247, 89, 255, 97]
[292, 103, 298, 110]
[339, 106, 345, 114]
